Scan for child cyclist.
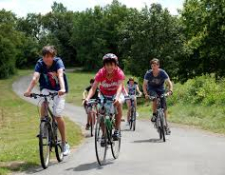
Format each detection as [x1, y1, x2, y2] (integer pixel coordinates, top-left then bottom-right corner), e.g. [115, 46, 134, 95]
[84, 53, 125, 140]
[82, 78, 99, 130]
[126, 77, 142, 125]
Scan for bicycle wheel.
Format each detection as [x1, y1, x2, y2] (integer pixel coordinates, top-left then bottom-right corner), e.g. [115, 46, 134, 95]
[159, 113, 166, 142]
[110, 118, 121, 159]
[132, 108, 136, 131]
[129, 109, 133, 130]
[39, 121, 51, 169]
[95, 115, 107, 165]
[90, 113, 95, 137]
[53, 122, 63, 162]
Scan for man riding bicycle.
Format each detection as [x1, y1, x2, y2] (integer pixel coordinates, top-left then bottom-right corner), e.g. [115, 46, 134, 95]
[126, 77, 142, 125]
[83, 78, 99, 130]
[84, 53, 125, 141]
[24, 45, 70, 156]
[142, 58, 173, 135]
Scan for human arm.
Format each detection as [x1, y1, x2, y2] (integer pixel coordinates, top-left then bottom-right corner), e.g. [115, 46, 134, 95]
[24, 72, 40, 97]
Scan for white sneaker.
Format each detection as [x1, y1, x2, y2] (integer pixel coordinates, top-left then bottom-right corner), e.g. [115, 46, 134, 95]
[62, 143, 70, 156]
[136, 112, 139, 117]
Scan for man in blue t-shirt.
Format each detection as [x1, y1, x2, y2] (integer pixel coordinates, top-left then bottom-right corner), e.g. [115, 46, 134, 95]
[143, 58, 173, 134]
[24, 45, 70, 156]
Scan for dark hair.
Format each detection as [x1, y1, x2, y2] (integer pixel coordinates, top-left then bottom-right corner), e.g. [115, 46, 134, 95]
[42, 45, 57, 57]
[150, 58, 160, 65]
[103, 58, 117, 66]
[90, 79, 95, 84]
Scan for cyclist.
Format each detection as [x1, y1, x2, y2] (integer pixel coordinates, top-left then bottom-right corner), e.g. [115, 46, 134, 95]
[126, 77, 142, 125]
[143, 58, 173, 135]
[24, 45, 70, 156]
[84, 53, 125, 141]
[82, 78, 99, 130]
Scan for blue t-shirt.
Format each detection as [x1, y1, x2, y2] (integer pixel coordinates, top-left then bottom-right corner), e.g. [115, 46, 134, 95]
[34, 57, 69, 92]
[144, 69, 169, 92]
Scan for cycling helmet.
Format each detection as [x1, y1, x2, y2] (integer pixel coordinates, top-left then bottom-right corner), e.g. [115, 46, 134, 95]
[102, 53, 118, 65]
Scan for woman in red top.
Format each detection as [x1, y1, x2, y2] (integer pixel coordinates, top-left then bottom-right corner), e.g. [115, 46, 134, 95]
[85, 53, 125, 139]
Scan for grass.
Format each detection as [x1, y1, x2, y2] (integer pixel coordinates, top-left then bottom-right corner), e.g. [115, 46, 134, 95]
[66, 71, 95, 106]
[0, 70, 83, 175]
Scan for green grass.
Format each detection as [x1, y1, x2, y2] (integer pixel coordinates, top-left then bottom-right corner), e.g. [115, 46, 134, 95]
[137, 99, 225, 133]
[0, 70, 83, 175]
[66, 71, 95, 106]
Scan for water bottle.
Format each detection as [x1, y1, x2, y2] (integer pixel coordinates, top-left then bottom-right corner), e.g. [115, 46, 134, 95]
[105, 115, 111, 129]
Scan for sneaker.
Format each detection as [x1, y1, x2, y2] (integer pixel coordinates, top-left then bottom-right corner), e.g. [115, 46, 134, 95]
[151, 115, 156, 122]
[100, 136, 106, 147]
[166, 127, 171, 135]
[62, 143, 70, 156]
[112, 130, 121, 141]
[85, 124, 90, 130]
[136, 112, 139, 117]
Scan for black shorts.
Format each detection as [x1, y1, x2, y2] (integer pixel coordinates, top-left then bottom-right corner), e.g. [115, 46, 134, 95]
[149, 90, 167, 110]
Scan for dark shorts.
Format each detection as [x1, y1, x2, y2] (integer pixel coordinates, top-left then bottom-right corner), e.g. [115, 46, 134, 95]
[148, 90, 167, 110]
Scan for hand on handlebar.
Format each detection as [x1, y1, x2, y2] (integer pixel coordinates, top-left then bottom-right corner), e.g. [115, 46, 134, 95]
[24, 91, 31, 97]
[58, 89, 65, 96]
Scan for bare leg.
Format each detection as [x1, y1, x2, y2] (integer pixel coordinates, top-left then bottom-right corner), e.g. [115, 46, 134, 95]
[55, 117, 66, 144]
[115, 102, 122, 130]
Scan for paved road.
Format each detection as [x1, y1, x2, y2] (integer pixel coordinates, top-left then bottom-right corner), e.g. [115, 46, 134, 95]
[13, 74, 225, 175]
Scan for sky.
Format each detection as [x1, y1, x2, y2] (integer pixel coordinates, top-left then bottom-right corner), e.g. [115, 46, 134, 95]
[0, 0, 184, 17]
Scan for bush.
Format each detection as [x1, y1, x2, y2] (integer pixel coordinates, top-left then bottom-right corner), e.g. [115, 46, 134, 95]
[0, 35, 17, 79]
[168, 74, 225, 106]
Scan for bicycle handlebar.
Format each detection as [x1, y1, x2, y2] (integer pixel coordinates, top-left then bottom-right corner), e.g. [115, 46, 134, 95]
[147, 93, 169, 101]
[124, 95, 142, 101]
[30, 93, 58, 99]
[86, 96, 115, 105]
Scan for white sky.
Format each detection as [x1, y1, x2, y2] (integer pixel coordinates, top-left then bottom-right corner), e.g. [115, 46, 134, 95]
[0, 0, 184, 17]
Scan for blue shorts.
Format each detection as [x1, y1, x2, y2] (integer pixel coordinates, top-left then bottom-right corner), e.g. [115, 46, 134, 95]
[148, 90, 167, 110]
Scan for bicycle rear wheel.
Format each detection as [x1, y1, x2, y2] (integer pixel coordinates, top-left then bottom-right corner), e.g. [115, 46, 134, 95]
[110, 119, 121, 159]
[39, 121, 51, 169]
[95, 115, 107, 165]
[54, 122, 63, 162]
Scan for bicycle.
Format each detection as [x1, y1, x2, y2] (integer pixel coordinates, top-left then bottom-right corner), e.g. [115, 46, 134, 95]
[83, 102, 97, 137]
[29, 93, 63, 169]
[125, 95, 141, 131]
[148, 94, 169, 142]
[87, 96, 121, 166]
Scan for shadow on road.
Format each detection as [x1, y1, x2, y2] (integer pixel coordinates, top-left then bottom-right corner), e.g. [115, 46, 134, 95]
[66, 160, 114, 172]
[133, 138, 164, 143]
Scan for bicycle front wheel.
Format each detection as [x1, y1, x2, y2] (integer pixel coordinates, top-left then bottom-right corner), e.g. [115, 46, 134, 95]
[95, 115, 107, 165]
[39, 121, 51, 169]
[54, 123, 63, 162]
[110, 120, 121, 159]
[158, 113, 166, 142]
[132, 108, 136, 131]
